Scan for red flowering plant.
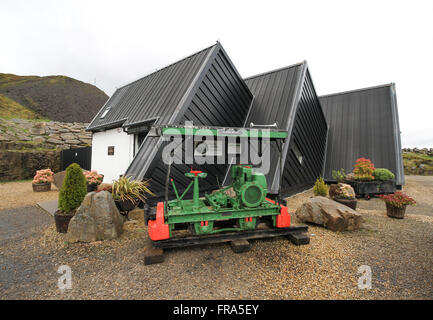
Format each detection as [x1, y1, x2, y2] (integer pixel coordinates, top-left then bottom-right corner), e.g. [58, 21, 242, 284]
[379, 192, 416, 209]
[353, 158, 375, 181]
[32, 169, 54, 185]
[83, 170, 103, 186]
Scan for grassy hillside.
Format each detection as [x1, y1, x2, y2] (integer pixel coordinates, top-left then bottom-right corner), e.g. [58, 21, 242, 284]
[0, 94, 42, 119]
[403, 152, 433, 175]
[0, 73, 108, 122]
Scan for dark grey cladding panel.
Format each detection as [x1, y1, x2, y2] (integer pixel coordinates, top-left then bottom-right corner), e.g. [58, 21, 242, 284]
[281, 70, 328, 197]
[125, 44, 253, 193]
[320, 84, 404, 186]
[243, 63, 306, 194]
[87, 44, 215, 131]
[244, 63, 304, 129]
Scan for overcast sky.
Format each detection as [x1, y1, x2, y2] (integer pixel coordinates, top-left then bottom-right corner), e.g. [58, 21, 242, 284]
[1, 0, 432, 147]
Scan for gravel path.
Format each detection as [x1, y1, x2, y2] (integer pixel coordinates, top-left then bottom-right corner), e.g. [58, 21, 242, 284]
[0, 180, 59, 211]
[0, 176, 432, 300]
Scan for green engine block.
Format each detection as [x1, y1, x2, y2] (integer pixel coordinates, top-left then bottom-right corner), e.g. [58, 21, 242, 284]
[165, 165, 283, 236]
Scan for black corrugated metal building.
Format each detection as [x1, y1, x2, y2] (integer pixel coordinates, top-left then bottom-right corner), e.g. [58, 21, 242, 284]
[320, 83, 404, 187]
[238, 62, 328, 196]
[88, 42, 403, 201]
[87, 42, 254, 198]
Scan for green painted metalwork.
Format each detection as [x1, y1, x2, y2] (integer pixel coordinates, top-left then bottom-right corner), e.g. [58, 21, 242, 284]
[160, 126, 288, 139]
[165, 165, 281, 234]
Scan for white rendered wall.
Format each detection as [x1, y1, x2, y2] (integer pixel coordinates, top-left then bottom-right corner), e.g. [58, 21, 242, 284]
[91, 127, 134, 183]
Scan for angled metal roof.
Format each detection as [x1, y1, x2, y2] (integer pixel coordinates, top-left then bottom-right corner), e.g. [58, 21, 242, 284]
[235, 61, 309, 194]
[320, 83, 404, 185]
[87, 43, 217, 131]
[123, 42, 254, 195]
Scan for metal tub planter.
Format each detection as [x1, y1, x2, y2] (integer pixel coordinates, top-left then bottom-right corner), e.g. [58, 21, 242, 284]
[346, 180, 396, 199]
[32, 182, 51, 192]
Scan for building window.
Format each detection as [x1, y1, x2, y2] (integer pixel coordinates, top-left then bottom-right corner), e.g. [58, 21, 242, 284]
[194, 139, 223, 157]
[227, 142, 241, 155]
[100, 108, 111, 119]
[108, 146, 114, 156]
[293, 143, 303, 165]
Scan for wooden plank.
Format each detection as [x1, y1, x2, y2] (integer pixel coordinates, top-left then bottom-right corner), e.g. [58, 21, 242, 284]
[152, 225, 308, 249]
[230, 239, 251, 253]
[286, 232, 310, 245]
[144, 241, 165, 265]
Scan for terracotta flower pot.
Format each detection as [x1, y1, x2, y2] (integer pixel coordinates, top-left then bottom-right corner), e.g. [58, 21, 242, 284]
[32, 182, 51, 192]
[385, 203, 406, 219]
[54, 210, 74, 233]
[333, 197, 357, 210]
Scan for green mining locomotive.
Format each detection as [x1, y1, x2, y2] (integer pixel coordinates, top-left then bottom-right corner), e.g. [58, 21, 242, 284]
[148, 164, 291, 241]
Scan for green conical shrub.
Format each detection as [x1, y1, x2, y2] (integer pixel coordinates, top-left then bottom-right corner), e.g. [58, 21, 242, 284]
[58, 163, 87, 213]
[313, 176, 329, 197]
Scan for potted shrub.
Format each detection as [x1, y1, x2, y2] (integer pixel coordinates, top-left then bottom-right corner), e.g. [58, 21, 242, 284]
[32, 169, 54, 192]
[330, 168, 346, 198]
[332, 168, 346, 183]
[379, 192, 416, 219]
[332, 183, 357, 210]
[372, 168, 396, 194]
[346, 158, 396, 198]
[313, 176, 328, 197]
[55, 163, 87, 233]
[111, 176, 154, 214]
[345, 158, 376, 197]
[83, 170, 104, 192]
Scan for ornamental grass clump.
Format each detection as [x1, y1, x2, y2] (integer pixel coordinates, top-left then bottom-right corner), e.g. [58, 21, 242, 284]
[111, 176, 155, 205]
[32, 168, 54, 185]
[313, 176, 328, 197]
[353, 158, 375, 181]
[332, 168, 346, 183]
[379, 192, 416, 209]
[373, 168, 395, 181]
[58, 163, 87, 214]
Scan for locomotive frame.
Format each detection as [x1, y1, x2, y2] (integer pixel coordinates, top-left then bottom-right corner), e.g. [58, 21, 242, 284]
[143, 124, 310, 263]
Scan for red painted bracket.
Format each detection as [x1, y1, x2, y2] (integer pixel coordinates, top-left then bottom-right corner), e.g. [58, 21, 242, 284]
[148, 202, 170, 241]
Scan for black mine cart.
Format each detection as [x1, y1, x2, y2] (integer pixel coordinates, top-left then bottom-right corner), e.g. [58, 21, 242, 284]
[142, 124, 310, 265]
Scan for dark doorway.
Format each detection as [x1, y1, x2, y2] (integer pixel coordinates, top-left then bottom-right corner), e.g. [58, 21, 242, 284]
[61, 147, 92, 171]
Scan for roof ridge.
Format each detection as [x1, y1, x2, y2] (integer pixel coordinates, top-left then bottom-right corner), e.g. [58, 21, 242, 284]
[116, 42, 218, 90]
[244, 61, 306, 81]
[319, 83, 394, 99]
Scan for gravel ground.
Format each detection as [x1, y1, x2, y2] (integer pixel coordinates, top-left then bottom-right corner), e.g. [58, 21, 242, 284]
[0, 176, 432, 300]
[0, 180, 59, 211]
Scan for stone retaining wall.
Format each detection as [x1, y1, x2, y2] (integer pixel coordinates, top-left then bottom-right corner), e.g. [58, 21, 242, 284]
[0, 118, 92, 182]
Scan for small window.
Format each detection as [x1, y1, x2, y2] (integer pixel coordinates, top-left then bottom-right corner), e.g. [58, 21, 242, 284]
[108, 146, 114, 155]
[227, 142, 241, 155]
[100, 108, 111, 119]
[293, 144, 303, 165]
[194, 140, 223, 157]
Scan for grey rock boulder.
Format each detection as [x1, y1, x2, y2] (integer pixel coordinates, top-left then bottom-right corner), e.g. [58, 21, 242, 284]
[295, 196, 363, 232]
[67, 191, 123, 243]
[53, 170, 66, 189]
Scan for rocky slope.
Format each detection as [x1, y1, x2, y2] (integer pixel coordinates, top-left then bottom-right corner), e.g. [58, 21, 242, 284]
[0, 73, 108, 122]
[403, 148, 433, 175]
